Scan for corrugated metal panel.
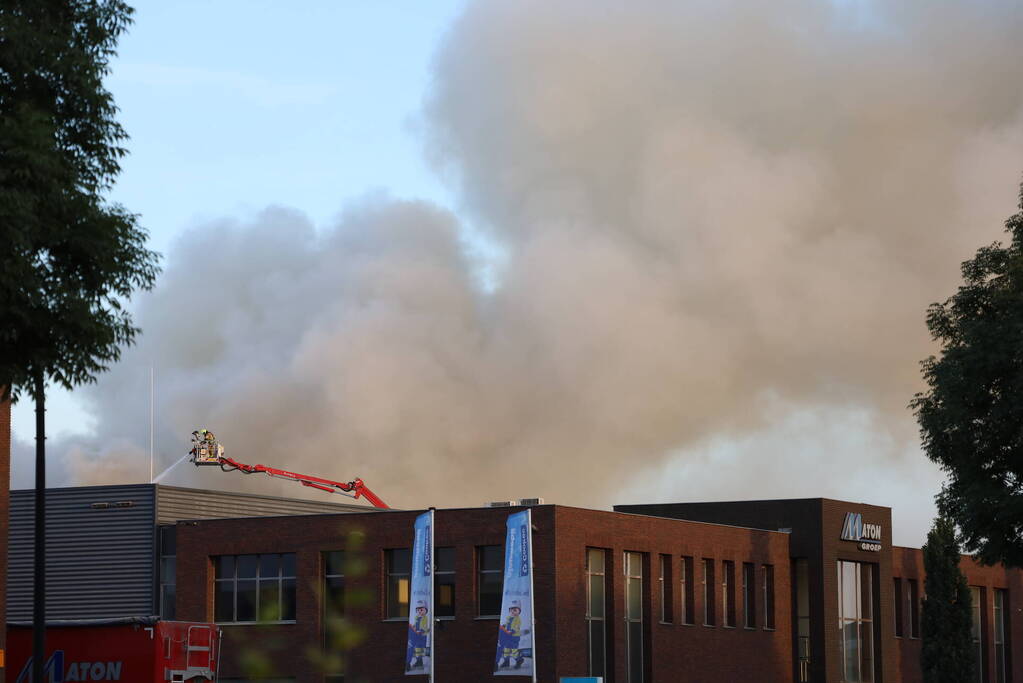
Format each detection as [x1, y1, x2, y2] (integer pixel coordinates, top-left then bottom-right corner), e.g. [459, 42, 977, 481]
[155, 485, 374, 524]
[7, 484, 156, 621]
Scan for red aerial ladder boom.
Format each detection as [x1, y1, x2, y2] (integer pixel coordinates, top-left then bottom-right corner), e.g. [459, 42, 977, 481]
[188, 429, 389, 509]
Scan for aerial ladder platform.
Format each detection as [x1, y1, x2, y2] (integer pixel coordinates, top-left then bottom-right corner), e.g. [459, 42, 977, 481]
[188, 429, 389, 509]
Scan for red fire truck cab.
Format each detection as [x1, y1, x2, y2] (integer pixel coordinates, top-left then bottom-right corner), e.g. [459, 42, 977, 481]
[7, 617, 221, 682]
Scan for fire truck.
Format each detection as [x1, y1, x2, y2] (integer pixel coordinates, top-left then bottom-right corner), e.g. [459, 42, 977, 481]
[8, 618, 220, 682]
[188, 429, 389, 508]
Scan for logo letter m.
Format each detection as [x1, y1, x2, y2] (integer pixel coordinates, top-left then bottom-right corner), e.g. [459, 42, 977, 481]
[841, 513, 863, 542]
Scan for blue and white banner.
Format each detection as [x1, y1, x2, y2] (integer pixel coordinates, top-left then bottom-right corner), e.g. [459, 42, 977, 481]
[406, 510, 434, 677]
[494, 509, 535, 678]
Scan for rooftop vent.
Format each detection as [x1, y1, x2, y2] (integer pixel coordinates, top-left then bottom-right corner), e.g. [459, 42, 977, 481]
[519, 498, 544, 506]
[487, 501, 516, 507]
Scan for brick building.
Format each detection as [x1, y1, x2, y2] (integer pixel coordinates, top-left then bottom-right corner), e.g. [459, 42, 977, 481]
[168, 497, 1023, 683]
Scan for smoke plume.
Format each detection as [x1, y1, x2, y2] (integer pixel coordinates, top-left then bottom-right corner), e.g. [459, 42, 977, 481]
[13, 0, 1023, 543]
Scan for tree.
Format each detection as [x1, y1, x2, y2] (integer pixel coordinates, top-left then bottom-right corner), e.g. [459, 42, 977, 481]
[912, 182, 1023, 567]
[0, 2, 159, 680]
[920, 516, 975, 682]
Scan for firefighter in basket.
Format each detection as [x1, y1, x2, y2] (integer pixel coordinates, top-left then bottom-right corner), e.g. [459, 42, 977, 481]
[190, 429, 222, 465]
[497, 600, 528, 670]
[406, 600, 430, 670]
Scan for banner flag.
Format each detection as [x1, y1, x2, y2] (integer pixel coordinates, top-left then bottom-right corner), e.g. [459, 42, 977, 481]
[494, 509, 536, 679]
[406, 510, 434, 677]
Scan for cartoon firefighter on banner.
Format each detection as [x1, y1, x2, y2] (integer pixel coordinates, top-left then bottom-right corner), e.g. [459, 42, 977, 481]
[496, 600, 529, 670]
[406, 600, 430, 671]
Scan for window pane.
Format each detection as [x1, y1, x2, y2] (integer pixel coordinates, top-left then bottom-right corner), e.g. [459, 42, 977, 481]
[325, 575, 345, 617]
[628, 621, 643, 682]
[161, 557, 176, 582]
[237, 554, 258, 579]
[589, 575, 605, 619]
[589, 620, 605, 676]
[860, 622, 874, 682]
[436, 547, 455, 573]
[842, 562, 858, 621]
[237, 579, 257, 622]
[161, 583, 176, 620]
[281, 578, 296, 620]
[909, 579, 919, 638]
[480, 545, 503, 572]
[436, 575, 456, 617]
[860, 564, 873, 621]
[389, 548, 411, 573]
[325, 551, 345, 577]
[214, 581, 233, 622]
[388, 575, 410, 619]
[215, 556, 235, 580]
[628, 577, 642, 619]
[743, 564, 755, 628]
[587, 548, 605, 573]
[479, 571, 503, 616]
[259, 579, 281, 621]
[259, 554, 280, 578]
[893, 579, 903, 637]
[281, 553, 296, 578]
[843, 620, 858, 681]
[160, 526, 176, 555]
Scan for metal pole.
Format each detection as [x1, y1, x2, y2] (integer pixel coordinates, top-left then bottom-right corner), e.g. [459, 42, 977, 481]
[32, 370, 45, 683]
[149, 364, 154, 483]
[528, 507, 536, 683]
[429, 508, 436, 683]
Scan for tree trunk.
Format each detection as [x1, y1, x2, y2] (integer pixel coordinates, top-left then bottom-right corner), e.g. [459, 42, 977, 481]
[32, 370, 45, 683]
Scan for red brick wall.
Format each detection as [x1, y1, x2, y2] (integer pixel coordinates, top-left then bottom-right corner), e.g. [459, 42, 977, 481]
[552, 507, 793, 683]
[176, 505, 795, 683]
[177, 507, 547, 683]
[892, 546, 1023, 683]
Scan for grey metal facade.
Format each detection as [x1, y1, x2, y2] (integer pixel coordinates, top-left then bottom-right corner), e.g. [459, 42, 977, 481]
[8, 484, 157, 620]
[7, 483, 374, 621]
[155, 484, 368, 525]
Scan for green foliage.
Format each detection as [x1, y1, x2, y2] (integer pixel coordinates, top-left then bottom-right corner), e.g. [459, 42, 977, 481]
[912, 182, 1023, 567]
[920, 516, 975, 683]
[0, 0, 159, 401]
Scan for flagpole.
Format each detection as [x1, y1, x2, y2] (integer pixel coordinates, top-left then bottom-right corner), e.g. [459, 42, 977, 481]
[429, 508, 436, 683]
[527, 507, 536, 683]
[149, 363, 154, 483]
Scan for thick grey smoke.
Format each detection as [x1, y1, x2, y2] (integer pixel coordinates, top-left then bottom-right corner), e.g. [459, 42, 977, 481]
[14, 0, 1023, 543]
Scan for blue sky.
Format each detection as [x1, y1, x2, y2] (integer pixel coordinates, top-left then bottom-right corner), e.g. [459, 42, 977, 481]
[12, 0, 466, 441]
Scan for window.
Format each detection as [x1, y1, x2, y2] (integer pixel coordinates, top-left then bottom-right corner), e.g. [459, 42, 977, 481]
[385, 548, 411, 619]
[477, 545, 503, 617]
[158, 525, 176, 619]
[625, 551, 645, 683]
[994, 589, 1007, 683]
[722, 560, 736, 627]
[893, 578, 904, 637]
[324, 550, 346, 618]
[435, 547, 455, 618]
[323, 551, 345, 676]
[214, 553, 296, 623]
[795, 559, 809, 682]
[908, 579, 920, 639]
[762, 564, 775, 630]
[838, 560, 874, 683]
[660, 554, 673, 623]
[681, 556, 695, 625]
[742, 563, 756, 628]
[702, 559, 715, 626]
[971, 586, 984, 683]
[586, 548, 607, 678]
